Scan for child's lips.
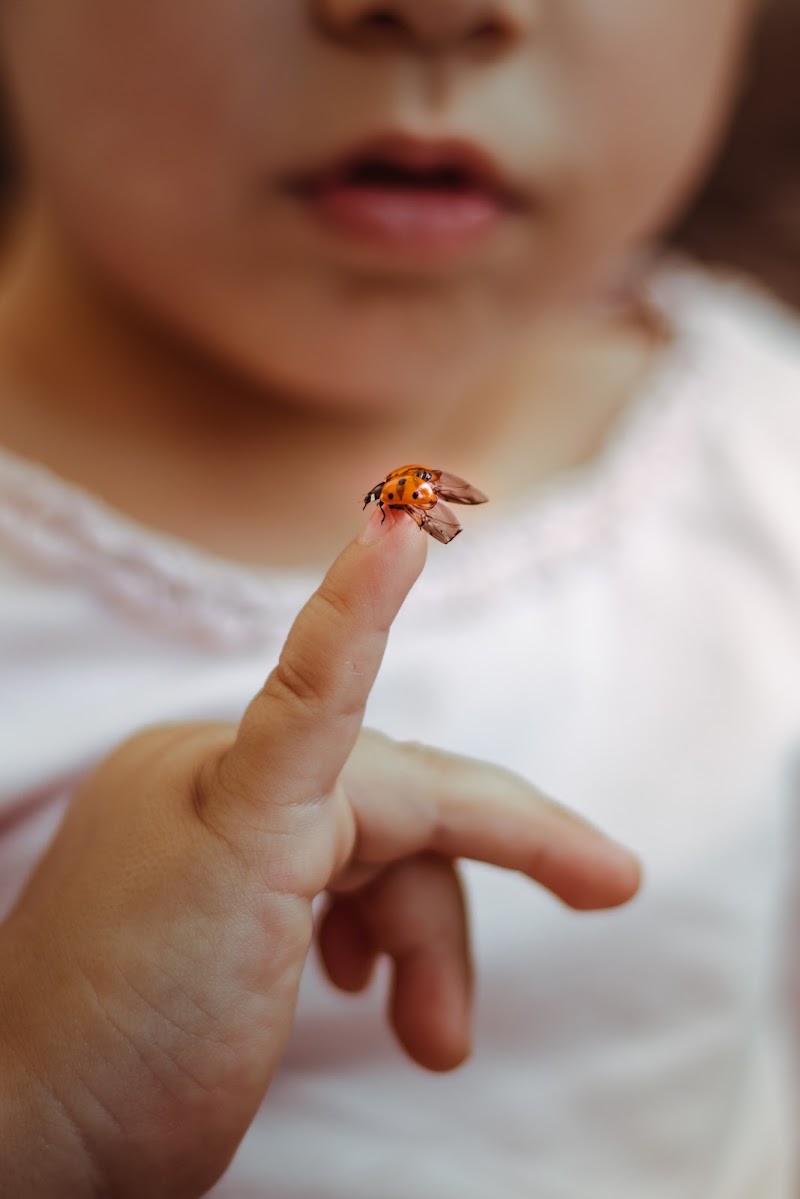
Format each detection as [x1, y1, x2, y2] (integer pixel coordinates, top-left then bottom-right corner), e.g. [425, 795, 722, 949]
[302, 182, 507, 252]
[282, 132, 528, 258]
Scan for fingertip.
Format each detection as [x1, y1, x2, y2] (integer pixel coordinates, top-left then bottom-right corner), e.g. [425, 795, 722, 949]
[603, 850, 644, 908]
[351, 506, 429, 621]
[555, 843, 643, 912]
[414, 1038, 472, 1074]
[358, 504, 428, 563]
[591, 838, 643, 908]
[357, 504, 398, 546]
[391, 948, 473, 1073]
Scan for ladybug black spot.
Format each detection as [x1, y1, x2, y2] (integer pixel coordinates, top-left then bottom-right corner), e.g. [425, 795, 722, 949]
[413, 491, 419, 499]
[398, 478, 406, 485]
[388, 492, 394, 500]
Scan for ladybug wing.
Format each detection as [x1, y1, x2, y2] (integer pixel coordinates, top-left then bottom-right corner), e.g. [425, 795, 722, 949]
[433, 471, 489, 506]
[406, 501, 463, 544]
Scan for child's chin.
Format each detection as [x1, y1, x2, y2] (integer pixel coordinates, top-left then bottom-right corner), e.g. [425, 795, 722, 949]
[258, 351, 490, 415]
[226, 330, 489, 415]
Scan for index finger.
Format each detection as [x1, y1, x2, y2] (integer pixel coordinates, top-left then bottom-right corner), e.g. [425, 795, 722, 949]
[225, 506, 427, 808]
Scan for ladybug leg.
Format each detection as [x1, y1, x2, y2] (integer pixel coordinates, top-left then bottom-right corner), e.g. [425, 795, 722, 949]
[403, 506, 427, 531]
[379, 500, 386, 524]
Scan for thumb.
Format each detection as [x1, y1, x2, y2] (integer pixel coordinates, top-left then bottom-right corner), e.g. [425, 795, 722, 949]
[209, 505, 427, 823]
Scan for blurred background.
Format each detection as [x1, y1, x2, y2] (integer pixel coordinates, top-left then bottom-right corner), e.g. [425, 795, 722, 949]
[672, 0, 800, 308]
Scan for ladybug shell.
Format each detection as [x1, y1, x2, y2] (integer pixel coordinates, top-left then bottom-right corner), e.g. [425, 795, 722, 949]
[380, 473, 437, 510]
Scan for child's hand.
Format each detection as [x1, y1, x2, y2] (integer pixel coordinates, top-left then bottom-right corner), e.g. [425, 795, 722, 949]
[0, 509, 639, 1199]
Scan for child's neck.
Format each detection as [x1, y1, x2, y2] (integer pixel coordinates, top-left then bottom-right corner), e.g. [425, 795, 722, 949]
[0, 211, 663, 569]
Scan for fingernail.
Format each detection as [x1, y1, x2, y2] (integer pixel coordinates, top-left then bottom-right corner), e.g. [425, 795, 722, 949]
[358, 506, 393, 546]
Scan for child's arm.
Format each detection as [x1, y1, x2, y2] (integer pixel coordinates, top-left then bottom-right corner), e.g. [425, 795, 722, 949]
[0, 508, 639, 1199]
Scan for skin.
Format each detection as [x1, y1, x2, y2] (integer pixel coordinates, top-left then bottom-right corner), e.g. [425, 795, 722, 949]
[1, 510, 640, 1197]
[0, 0, 758, 564]
[0, 0, 760, 1193]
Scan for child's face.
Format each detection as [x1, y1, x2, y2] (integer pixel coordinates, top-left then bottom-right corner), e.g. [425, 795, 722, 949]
[1, 0, 757, 409]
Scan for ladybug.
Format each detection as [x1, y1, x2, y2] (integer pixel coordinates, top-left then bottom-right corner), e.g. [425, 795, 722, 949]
[363, 464, 488, 544]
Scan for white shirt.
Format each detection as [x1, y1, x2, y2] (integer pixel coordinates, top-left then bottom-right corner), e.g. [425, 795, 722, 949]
[2, 261, 800, 1198]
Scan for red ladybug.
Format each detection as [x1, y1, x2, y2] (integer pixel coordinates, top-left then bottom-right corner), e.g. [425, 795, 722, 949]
[363, 464, 488, 544]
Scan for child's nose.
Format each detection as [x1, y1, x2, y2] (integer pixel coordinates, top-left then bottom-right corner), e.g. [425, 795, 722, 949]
[312, 0, 531, 53]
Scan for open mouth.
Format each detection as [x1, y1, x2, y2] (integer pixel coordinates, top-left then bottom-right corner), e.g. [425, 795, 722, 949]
[318, 154, 506, 197]
[284, 133, 524, 253]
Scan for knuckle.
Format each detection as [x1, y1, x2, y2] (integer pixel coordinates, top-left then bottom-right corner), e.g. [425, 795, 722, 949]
[400, 739, 463, 781]
[263, 654, 327, 715]
[313, 578, 359, 628]
[194, 742, 244, 815]
[189, 747, 267, 870]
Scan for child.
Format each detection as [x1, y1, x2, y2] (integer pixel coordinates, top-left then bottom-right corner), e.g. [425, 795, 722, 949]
[0, 0, 798, 1195]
